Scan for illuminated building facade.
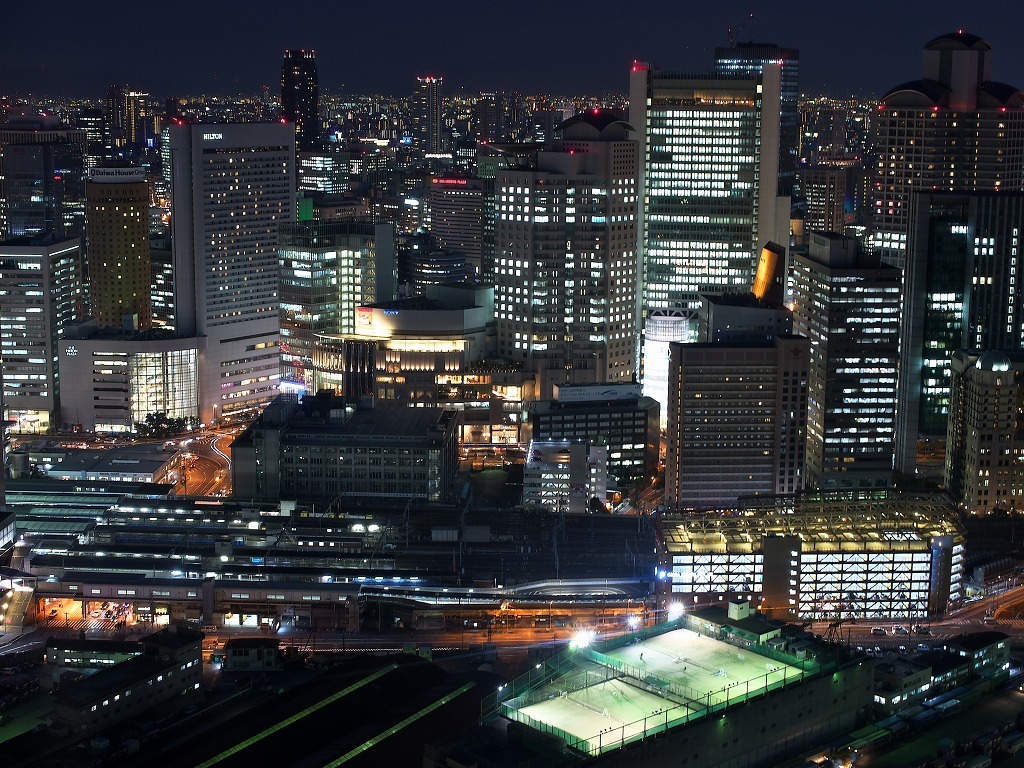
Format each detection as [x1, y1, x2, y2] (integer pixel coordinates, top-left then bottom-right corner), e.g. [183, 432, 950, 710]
[945, 350, 1024, 514]
[277, 221, 395, 393]
[297, 143, 350, 194]
[413, 76, 444, 154]
[872, 32, 1024, 271]
[313, 284, 522, 443]
[659, 491, 964, 619]
[790, 233, 901, 489]
[641, 308, 690, 428]
[58, 327, 200, 433]
[280, 50, 320, 152]
[665, 334, 809, 510]
[0, 236, 83, 432]
[801, 162, 849, 235]
[495, 110, 639, 400]
[628, 62, 786, 315]
[896, 192, 1024, 473]
[0, 116, 87, 239]
[522, 439, 608, 514]
[85, 167, 152, 329]
[168, 122, 295, 424]
[714, 42, 800, 196]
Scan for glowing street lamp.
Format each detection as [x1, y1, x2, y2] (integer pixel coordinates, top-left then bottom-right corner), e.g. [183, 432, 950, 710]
[627, 615, 641, 631]
[667, 602, 685, 621]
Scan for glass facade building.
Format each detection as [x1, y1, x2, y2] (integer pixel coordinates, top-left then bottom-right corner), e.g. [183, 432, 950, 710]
[790, 233, 901, 489]
[628, 63, 785, 315]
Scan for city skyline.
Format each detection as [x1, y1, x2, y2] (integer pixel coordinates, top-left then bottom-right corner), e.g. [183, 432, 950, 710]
[4, 3, 1024, 98]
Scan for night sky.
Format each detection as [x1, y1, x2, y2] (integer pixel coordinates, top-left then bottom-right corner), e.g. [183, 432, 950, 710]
[4, 1, 1024, 99]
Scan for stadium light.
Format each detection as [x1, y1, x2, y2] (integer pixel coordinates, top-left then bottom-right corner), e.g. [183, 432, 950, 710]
[627, 615, 641, 631]
[570, 628, 596, 650]
[667, 602, 685, 621]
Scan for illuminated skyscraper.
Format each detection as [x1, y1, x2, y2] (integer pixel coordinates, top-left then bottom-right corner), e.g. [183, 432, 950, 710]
[715, 42, 800, 196]
[872, 31, 1024, 270]
[280, 49, 321, 152]
[85, 166, 152, 330]
[628, 62, 787, 316]
[790, 232, 901, 489]
[494, 110, 639, 399]
[168, 123, 295, 424]
[413, 76, 444, 154]
[0, 235, 83, 432]
[895, 191, 1024, 474]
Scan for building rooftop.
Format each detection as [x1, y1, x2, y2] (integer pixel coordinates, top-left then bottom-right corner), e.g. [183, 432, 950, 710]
[45, 637, 141, 655]
[54, 654, 167, 708]
[223, 637, 281, 650]
[945, 631, 1009, 653]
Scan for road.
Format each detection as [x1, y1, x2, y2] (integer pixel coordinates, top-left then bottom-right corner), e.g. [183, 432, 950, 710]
[177, 432, 233, 496]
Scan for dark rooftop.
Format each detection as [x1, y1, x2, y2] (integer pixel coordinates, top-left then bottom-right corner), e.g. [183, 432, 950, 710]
[45, 638, 141, 654]
[944, 631, 1009, 653]
[223, 637, 281, 650]
[54, 655, 167, 708]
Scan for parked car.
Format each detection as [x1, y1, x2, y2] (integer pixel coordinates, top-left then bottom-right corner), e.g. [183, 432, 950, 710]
[871, 626, 888, 635]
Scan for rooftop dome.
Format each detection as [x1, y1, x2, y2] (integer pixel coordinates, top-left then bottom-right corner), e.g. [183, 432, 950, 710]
[977, 350, 1011, 373]
[925, 31, 991, 51]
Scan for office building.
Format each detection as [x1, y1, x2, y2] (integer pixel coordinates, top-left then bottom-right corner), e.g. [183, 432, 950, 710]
[413, 76, 444, 154]
[277, 220, 396, 393]
[428, 175, 492, 281]
[230, 393, 460, 504]
[297, 143, 349, 194]
[665, 334, 809, 510]
[659, 490, 964, 619]
[522, 439, 608, 514]
[397, 229, 468, 293]
[0, 116, 87, 239]
[628, 61, 787, 314]
[74, 108, 106, 168]
[801, 162, 849, 235]
[872, 31, 1024, 270]
[58, 325, 201, 433]
[85, 166, 152, 330]
[494, 110, 639, 399]
[790, 232, 901, 489]
[945, 350, 1024, 515]
[0, 236, 84, 432]
[168, 122, 295, 425]
[528, 383, 660, 485]
[281, 49, 321, 152]
[105, 85, 149, 153]
[896, 192, 1024, 473]
[715, 41, 800, 195]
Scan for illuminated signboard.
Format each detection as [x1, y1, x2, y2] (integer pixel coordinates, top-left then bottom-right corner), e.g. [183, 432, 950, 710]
[432, 178, 468, 186]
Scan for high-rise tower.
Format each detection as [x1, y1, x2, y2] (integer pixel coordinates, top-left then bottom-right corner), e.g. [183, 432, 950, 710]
[715, 42, 800, 196]
[872, 31, 1024, 270]
[789, 232, 901, 489]
[494, 110, 639, 399]
[85, 166, 152, 330]
[280, 50, 321, 152]
[168, 123, 295, 424]
[628, 62, 787, 316]
[413, 76, 444, 154]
